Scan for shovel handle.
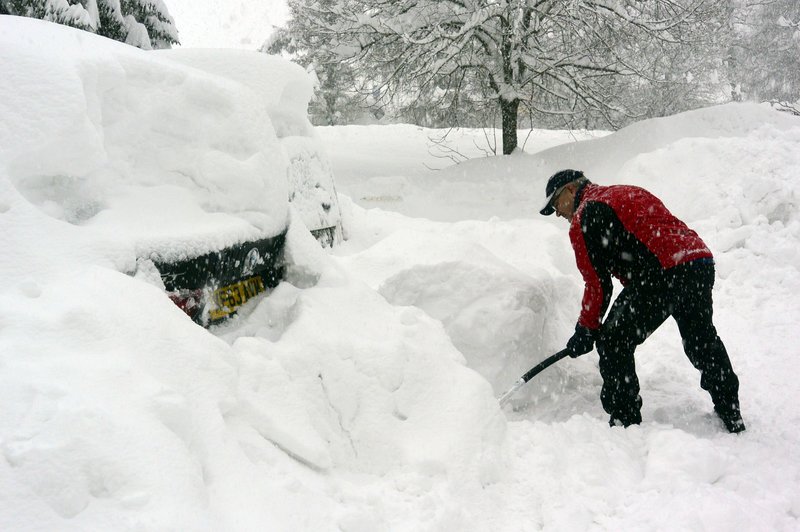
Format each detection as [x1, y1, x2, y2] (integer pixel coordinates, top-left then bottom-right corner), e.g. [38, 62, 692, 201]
[498, 348, 571, 407]
[520, 348, 571, 383]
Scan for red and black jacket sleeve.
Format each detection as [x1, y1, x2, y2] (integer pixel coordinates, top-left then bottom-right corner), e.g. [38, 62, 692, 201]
[569, 201, 617, 330]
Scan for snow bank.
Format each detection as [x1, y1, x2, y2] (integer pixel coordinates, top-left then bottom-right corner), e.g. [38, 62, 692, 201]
[334, 213, 576, 404]
[326, 103, 796, 224]
[324, 104, 800, 529]
[317, 124, 607, 221]
[529, 102, 800, 182]
[0, 16, 289, 263]
[0, 17, 505, 530]
[155, 48, 313, 138]
[161, 48, 344, 239]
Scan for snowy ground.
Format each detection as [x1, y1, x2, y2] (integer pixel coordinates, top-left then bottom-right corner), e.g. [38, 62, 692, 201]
[315, 107, 800, 531]
[2, 17, 800, 531]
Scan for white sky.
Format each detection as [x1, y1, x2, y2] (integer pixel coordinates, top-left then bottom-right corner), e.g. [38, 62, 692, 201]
[165, 0, 289, 49]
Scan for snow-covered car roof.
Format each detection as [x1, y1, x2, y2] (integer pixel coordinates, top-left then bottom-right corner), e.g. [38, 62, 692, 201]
[0, 16, 312, 263]
[159, 47, 344, 244]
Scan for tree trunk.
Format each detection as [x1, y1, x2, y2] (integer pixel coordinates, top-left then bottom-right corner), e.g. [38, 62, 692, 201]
[500, 97, 519, 155]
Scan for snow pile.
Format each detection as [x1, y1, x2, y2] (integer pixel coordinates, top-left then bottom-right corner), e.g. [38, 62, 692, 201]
[318, 124, 608, 220]
[321, 104, 797, 224]
[328, 103, 800, 407]
[161, 48, 343, 237]
[1, 16, 289, 264]
[0, 17, 503, 531]
[324, 104, 800, 528]
[2, 15, 800, 532]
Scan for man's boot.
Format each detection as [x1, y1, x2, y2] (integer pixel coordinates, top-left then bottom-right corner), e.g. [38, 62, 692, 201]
[715, 404, 746, 433]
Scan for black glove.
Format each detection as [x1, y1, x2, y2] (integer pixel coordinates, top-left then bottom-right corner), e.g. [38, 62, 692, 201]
[566, 324, 595, 358]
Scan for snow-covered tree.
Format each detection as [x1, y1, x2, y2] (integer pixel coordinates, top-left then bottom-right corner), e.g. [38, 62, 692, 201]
[1, 0, 179, 49]
[1, 0, 94, 29]
[730, 0, 800, 114]
[287, 0, 728, 154]
[116, 0, 178, 50]
[264, 0, 372, 126]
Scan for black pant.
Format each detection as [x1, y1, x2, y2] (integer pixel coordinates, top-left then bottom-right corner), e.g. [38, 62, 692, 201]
[596, 260, 741, 426]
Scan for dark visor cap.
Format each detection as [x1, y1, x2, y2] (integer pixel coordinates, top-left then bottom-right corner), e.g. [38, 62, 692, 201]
[539, 169, 584, 216]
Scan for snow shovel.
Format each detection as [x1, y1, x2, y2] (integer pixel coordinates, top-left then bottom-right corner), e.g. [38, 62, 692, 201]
[498, 348, 571, 407]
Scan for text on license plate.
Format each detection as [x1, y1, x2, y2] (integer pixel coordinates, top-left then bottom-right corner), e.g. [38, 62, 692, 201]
[209, 276, 266, 320]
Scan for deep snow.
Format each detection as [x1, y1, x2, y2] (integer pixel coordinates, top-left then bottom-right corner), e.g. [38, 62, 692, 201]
[319, 106, 800, 530]
[2, 15, 800, 532]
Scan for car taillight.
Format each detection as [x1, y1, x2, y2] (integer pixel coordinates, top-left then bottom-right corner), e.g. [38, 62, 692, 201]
[168, 289, 205, 321]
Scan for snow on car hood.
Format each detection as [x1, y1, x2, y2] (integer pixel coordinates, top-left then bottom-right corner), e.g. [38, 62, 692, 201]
[0, 16, 295, 263]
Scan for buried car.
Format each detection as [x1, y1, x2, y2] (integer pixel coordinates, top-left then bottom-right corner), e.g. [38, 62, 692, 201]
[0, 17, 341, 326]
[154, 233, 287, 325]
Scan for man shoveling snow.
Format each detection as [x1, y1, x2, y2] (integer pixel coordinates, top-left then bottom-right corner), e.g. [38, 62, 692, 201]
[540, 169, 745, 433]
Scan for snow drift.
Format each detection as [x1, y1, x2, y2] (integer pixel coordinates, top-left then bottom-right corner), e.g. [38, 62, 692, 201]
[0, 17, 504, 530]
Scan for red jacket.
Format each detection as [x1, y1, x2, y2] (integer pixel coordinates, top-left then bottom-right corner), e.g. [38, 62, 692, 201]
[570, 183, 712, 330]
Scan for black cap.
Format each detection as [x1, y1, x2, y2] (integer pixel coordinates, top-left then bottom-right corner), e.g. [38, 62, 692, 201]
[539, 169, 584, 216]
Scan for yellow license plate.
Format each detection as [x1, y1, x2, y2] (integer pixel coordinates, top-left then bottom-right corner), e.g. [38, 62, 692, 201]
[209, 276, 266, 320]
